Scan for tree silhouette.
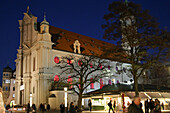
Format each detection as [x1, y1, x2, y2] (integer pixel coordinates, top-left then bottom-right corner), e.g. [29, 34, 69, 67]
[55, 55, 111, 112]
[102, 1, 170, 96]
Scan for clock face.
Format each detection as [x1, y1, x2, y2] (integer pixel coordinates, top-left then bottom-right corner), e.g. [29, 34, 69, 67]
[54, 57, 59, 64]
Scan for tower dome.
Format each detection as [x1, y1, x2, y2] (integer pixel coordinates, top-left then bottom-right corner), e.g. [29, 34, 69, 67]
[3, 66, 13, 72]
[40, 15, 49, 25]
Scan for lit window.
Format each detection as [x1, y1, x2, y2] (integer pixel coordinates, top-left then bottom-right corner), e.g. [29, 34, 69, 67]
[108, 79, 112, 85]
[90, 78, 94, 89]
[54, 57, 60, 64]
[90, 63, 93, 68]
[5, 80, 10, 83]
[13, 80, 15, 84]
[13, 94, 15, 98]
[54, 75, 59, 82]
[99, 64, 102, 69]
[100, 79, 103, 89]
[108, 65, 110, 70]
[112, 79, 115, 84]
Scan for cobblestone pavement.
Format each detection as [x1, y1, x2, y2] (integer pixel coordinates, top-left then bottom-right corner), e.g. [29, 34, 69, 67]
[10, 110, 170, 113]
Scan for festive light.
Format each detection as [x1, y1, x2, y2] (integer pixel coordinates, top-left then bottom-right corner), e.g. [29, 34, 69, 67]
[78, 60, 83, 66]
[54, 57, 60, 64]
[54, 75, 59, 82]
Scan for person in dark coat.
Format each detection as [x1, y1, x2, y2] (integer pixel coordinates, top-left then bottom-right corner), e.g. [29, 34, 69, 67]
[88, 99, 92, 111]
[60, 103, 65, 113]
[32, 104, 36, 113]
[41, 104, 45, 113]
[108, 100, 114, 113]
[69, 102, 76, 113]
[149, 99, 154, 113]
[27, 102, 30, 113]
[145, 99, 149, 113]
[47, 104, 50, 111]
[128, 96, 143, 113]
[40, 103, 43, 111]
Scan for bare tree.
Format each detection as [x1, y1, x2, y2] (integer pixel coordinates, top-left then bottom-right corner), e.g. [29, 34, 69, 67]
[102, 1, 170, 96]
[55, 55, 111, 112]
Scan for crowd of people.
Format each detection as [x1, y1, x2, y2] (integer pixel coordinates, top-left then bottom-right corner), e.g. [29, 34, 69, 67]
[128, 97, 163, 113]
[26, 102, 50, 113]
[60, 102, 78, 113]
[144, 99, 163, 113]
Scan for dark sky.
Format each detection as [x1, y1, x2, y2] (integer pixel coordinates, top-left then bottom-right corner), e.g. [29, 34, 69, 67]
[0, 0, 170, 78]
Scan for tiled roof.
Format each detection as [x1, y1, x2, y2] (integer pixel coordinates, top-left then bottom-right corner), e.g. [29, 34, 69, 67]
[49, 26, 125, 61]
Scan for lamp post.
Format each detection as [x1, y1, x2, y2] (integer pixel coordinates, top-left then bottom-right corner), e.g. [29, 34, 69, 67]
[64, 87, 68, 113]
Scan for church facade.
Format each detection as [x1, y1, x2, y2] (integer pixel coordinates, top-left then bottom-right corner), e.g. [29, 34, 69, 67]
[15, 8, 133, 108]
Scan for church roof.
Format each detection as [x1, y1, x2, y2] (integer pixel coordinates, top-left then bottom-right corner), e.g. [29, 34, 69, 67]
[49, 26, 126, 62]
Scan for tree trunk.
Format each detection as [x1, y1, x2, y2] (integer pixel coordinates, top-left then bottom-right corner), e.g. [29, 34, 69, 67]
[77, 90, 83, 113]
[134, 75, 139, 96]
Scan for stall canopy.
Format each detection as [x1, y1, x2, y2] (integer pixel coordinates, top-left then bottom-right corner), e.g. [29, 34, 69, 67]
[83, 84, 170, 98]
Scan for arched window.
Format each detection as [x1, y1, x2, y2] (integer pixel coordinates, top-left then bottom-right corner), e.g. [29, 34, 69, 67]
[100, 79, 103, 89]
[90, 63, 93, 68]
[54, 57, 60, 64]
[90, 78, 94, 89]
[67, 76, 72, 89]
[108, 79, 112, 85]
[54, 75, 59, 82]
[67, 59, 72, 65]
[99, 64, 102, 69]
[78, 60, 83, 66]
[108, 65, 110, 70]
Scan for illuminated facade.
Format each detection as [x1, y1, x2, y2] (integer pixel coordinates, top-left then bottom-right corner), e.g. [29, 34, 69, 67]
[15, 8, 133, 109]
[2, 66, 15, 105]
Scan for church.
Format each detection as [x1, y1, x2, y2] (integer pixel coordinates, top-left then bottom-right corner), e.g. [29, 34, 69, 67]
[15, 7, 133, 109]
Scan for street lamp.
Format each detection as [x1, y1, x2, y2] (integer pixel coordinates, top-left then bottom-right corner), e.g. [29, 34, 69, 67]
[64, 87, 68, 113]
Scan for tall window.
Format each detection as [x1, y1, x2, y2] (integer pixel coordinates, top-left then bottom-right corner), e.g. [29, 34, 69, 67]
[67, 76, 72, 89]
[33, 57, 35, 71]
[13, 87, 15, 91]
[5, 87, 8, 91]
[100, 79, 103, 89]
[90, 78, 94, 89]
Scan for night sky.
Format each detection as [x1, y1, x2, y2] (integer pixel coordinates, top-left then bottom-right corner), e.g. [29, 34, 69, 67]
[0, 0, 170, 82]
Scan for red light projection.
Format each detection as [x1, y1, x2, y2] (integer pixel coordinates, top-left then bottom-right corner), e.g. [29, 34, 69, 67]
[54, 57, 60, 64]
[90, 78, 94, 89]
[67, 76, 72, 89]
[54, 75, 59, 82]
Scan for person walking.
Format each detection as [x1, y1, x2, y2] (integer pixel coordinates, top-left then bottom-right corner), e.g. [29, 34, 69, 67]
[88, 99, 92, 112]
[69, 102, 76, 113]
[32, 103, 36, 113]
[128, 96, 143, 113]
[108, 100, 114, 113]
[41, 104, 45, 113]
[145, 99, 149, 113]
[47, 104, 50, 111]
[60, 103, 65, 113]
[161, 103, 164, 110]
[149, 99, 155, 113]
[27, 102, 30, 113]
[153, 99, 161, 113]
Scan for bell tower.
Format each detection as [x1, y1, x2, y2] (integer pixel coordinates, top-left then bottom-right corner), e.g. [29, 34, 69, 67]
[40, 15, 49, 33]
